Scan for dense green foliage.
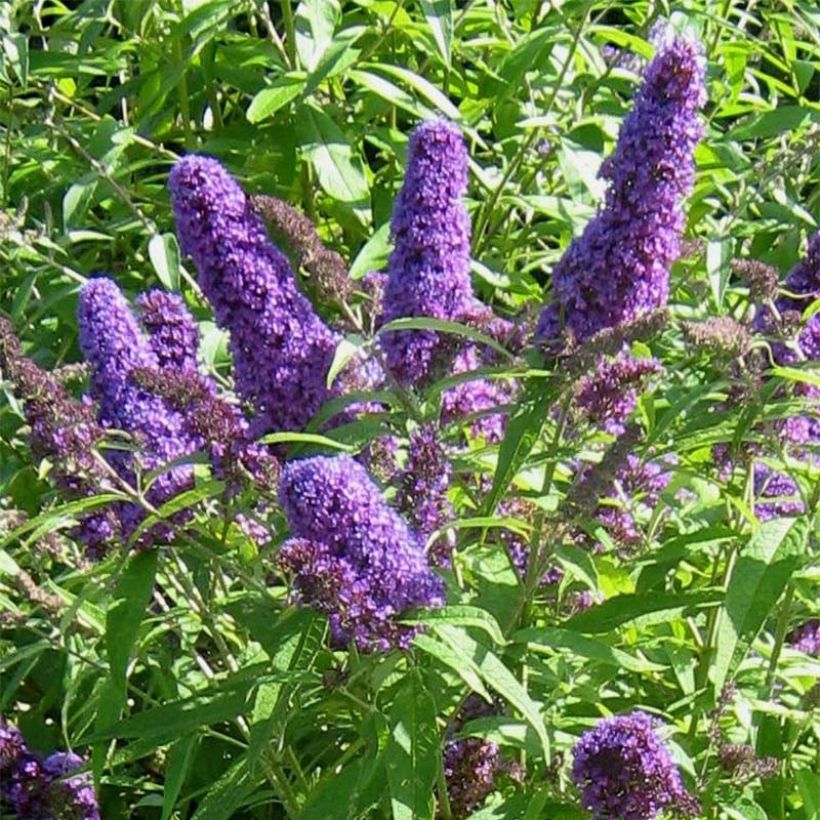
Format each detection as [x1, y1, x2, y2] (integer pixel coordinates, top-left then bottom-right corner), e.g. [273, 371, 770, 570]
[1, 1, 818, 818]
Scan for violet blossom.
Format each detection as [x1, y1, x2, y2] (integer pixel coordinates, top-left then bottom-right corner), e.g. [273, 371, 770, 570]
[571, 711, 696, 819]
[537, 37, 706, 346]
[277, 454, 444, 652]
[169, 155, 340, 436]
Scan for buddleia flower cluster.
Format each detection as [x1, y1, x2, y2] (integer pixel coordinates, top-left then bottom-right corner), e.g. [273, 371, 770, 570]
[395, 424, 455, 567]
[442, 695, 523, 818]
[537, 36, 706, 345]
[571, 711, 697, 819]
[573, 352, 662, 434]
[169, 155, 341, 437]
[595, 454, 672, 551]
[0, 717, 99, 820]
[789, 619, 820, 656]
[380, 119, 514, 439]
[276, 455, 444, 651]
[77, 278, 202, 546]
[719, 231, 820, 521]
[0, 317, 108, 498]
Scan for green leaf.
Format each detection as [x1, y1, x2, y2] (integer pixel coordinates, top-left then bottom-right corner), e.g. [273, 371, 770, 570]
[297, 103, 370, 221]
[403, 605, 505, 645]
[480, 380, 556, 517]
[86, 682, 256, 746]
[385, 673, 438, 820]
[565, 590, 724, 634]
[706, 237, 732, 308]
[362, 62, 460, 120]
[0, 494, 125, 551]
[349, 68, 432, 120]
[412, 633, 492, 702]
[728, 106, 812, 140]
[326, 337, 362, 388]
[106, 550, 158, 701]
[162, 735, 199, 820]
[295, 0, 341, 72]
[515, 627, 665, 673]
[377, 317, 513, 361]
[299, 756, 383, 820]
[3, 33, 29, 87]
[94, 550, 158, 777]
[63, 172, 98, 229]
[148, 233, 182, 291]
[304, 27, 363, 94]
[434, 625, 549, 760]
[257, 431, 356, 452]
[246, 75, 305, 122]
[713, 517, 808, 692]
[191, 754, 261, 820]
[349, 222, 391, 280]
[419, 0, 453, 68]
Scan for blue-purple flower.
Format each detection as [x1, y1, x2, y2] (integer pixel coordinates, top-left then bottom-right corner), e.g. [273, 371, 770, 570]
[574, 353, 662, 434]
[789, 619, 820, 656]
[379, 120, 513, 436]
[136, 289, 200, 372]
[380, 119, 475, 384]
[396, 424, 454, 567]
[595, 454, 671, 550]
[443, 695, 523, 818]
[168, 155, 340, 436]
[753, 461, 804, 522]
[77, 277, 199, 544]
[571, 711, 696, 819]
[537, 37, 706, 345]
[277, 454, 444, 651]
[0, 318, 108, 499]
[0, 719, 99, 820]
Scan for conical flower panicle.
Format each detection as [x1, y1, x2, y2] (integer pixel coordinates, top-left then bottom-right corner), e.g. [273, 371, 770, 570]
[136, 289, 200, 372]
[395, 424, 454, 566]
[537, 37, 706, 345]
[168, 155, 340, 436]
[381, 119, 475, 384]
[77, 278, 199, 544]
[277, 454, 444, 652]
[380, 119, 515, 436]
[571, 711, 697, 819]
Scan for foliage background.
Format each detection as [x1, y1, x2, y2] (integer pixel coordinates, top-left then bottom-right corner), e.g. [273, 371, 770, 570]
[0, 0, 818, 818]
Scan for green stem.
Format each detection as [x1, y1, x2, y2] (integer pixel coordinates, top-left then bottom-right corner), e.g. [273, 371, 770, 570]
[173, 31, 193, 149]
[281, 0, 296, 66]
[516, 394, 572, 632]
[2, 83, 13, 209]
[764, 582, 794, 698]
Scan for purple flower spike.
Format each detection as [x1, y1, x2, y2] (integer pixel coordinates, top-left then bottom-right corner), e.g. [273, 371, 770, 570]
[753, 461, 804, 521]
[277, 454, 444, 652]
[788, 619, 820, 656]
[380, 119, 475, 383]
[136, 290, 200, 372]
[77, 277, 199, 544]
[537, 37, 706, 345]
[42, 752, 100, 820]
[574, 353, 662, 434]
[571, 711, 697, 819]
[0, 716, 25, 773]
[759, 230, 820, 365]
[168, 155, 340, 435]
[396, 424, 454, 567]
